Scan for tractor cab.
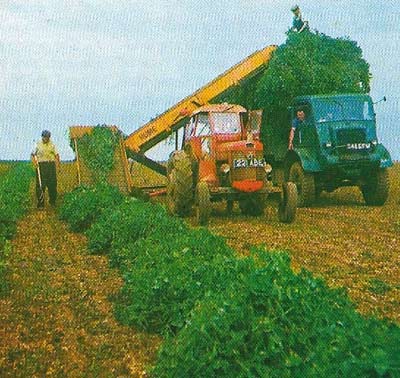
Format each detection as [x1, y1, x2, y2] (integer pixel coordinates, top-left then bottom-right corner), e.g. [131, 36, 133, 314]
[183, 104, 265, 189]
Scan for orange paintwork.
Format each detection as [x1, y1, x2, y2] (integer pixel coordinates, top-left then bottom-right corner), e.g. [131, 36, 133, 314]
[215, 140, 263, 161]
[232, 180, 264, 192]
[198, 160, 218, 186]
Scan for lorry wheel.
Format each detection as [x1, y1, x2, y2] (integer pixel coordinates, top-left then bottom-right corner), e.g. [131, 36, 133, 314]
[289, 162, 315, 207]
[278, 182, 297, 223]
[167, 151, 193, 216]
[239, 194, 265, 216]
[361, 169, 389, 206]
[196, 182, 211, 225]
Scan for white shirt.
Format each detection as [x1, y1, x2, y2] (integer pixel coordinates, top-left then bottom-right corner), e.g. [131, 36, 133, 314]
[32, 140, 59, 162]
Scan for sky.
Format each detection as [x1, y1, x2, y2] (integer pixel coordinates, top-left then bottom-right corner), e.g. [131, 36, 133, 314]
[0, 0, 399, 161]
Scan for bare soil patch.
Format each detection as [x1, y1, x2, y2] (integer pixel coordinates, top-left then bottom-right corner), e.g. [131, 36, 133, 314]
[0, 208, 160, 377]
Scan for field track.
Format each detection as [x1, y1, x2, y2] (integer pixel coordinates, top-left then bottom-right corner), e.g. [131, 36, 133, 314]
[207, 164, 400, 322]
[0, 208, 159, 377]
[126, 162, 400, 322]
[0, 161, 398, 376]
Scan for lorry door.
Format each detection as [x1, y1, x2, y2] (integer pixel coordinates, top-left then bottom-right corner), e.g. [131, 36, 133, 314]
[293, 103, 315, 147]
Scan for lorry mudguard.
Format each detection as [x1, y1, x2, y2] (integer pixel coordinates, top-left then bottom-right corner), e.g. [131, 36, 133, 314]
[375, 144, 393, 168]
[287, 147, 322, 172]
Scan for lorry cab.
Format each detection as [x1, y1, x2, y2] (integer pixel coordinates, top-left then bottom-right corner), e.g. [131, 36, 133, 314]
[284, 93, 392, 206]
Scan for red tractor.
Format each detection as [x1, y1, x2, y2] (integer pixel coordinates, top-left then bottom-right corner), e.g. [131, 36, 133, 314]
[166, 103, 297, 224]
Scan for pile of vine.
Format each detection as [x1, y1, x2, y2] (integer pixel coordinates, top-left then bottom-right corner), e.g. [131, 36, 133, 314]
[59, 184, 400, 377]
[0, 164, 33, 295]
[218, 30, 370, 148]
[72, 126, 120, 183]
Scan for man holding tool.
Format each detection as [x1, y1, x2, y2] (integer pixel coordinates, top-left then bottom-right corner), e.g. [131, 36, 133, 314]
[31, 130, 60, 209]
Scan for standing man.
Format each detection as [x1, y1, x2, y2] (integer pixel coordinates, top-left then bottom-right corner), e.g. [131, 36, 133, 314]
[291, 5, 309, 33]
[288, 109, 306, 150]
[31, 130, 60, 208]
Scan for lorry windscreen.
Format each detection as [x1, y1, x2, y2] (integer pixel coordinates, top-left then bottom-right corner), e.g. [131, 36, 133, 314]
[212, 113, 241, 134]
[314, 98, 374, 123]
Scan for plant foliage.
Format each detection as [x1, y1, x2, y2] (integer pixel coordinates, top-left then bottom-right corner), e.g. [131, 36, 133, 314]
[86, 199, 187, 257]
[219, 30, 371, 147]
[0, 164, 33, 296]
[153, 250, 400, 378]
[59, 157, 400, 376]
[75, 126, 120, 183]
[0, 164, 33, 239]
[114, 228, 236, 334]
[59, 183, 124, 232]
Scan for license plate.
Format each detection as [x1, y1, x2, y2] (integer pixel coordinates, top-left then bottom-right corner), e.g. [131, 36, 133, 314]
[233, 158, 266, 168]
[346, 143, 371, 150]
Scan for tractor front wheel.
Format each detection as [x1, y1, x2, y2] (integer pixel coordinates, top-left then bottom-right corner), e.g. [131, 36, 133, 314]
[195, 182, 211, 225]
[289, 162, 315, 207]
[361, 169, 389, 206]
[166, 151, 193, 216]
[278, 182, 297, 223]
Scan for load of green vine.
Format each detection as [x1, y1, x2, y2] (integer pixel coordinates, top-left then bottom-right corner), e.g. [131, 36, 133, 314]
[218, 29, 371, 147]
[73, 125, 120, 184]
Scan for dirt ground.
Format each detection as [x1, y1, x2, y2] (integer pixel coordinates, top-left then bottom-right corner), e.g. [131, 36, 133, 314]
[0, 160, 398, 377]
[59, 161, 400, 322]
[0, 208, 160, 377]
[206, 165, 400, 323]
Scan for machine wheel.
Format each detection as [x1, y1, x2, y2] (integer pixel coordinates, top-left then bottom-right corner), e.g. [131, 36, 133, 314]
[195, 182, 211, 225]
[361, 169, 389, 206]
[278, 182, 297, 223]
[289, 162, 315, 207]
[166, 151, 193, 216]
[239, 193, 265, 216]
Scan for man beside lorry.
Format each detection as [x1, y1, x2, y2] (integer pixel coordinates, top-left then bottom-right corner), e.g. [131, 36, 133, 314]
[288, 109, 306, 150]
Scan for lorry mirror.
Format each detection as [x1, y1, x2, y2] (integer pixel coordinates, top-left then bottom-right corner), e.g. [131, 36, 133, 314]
[373, 96, 387, 105]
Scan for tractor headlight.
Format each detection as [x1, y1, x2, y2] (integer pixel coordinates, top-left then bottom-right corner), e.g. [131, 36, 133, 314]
[220, 163, 230, 174]
[264, 164, 272, 174]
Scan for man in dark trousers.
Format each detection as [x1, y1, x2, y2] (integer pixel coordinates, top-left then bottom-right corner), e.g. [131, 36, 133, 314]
[31, 130, 60, 208]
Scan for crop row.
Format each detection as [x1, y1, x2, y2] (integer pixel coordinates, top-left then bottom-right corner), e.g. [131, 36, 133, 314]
[0, 164, 34, 295]
[59, 184, 400, 377]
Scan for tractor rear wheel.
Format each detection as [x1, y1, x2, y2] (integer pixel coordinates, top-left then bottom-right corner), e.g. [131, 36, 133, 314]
[278, 182, 297, 223]
[289, 162, 315, 207]
[361, 169, 389, 206]
[167, 151, 193, 216]
[195, 182, 211, 225]
[239, 193, 265, 216]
